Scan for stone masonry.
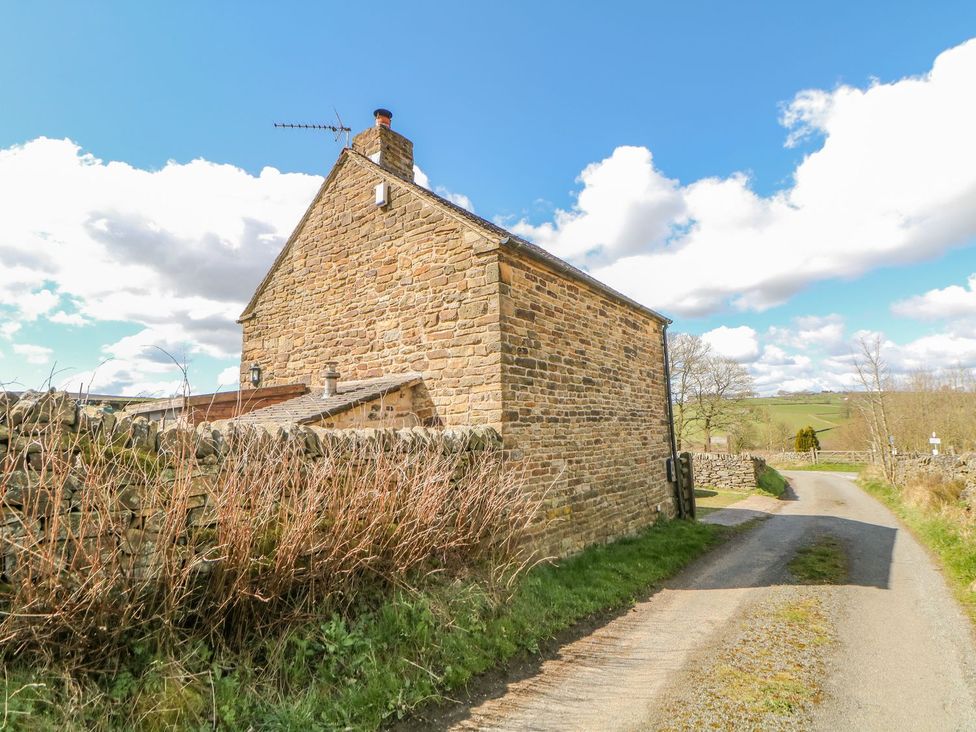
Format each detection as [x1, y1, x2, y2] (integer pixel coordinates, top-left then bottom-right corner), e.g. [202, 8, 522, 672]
[692, 453, 768, 492]
[0, 389, 499, 581]
[237, 111, 677, 556]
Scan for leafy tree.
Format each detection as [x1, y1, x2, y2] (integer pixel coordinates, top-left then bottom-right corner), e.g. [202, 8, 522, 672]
[795, 425, 820, 451]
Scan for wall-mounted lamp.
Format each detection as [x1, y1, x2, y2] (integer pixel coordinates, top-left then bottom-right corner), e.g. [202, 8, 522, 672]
[249, 362, 262, 387]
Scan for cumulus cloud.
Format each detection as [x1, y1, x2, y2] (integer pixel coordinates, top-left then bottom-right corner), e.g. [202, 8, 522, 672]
[13, 343, 52, 365]
[0, 138, 322, 379]
[414, 164, 474, 212]
[513, 38, 976, 317]
[768, 314, 846, 353]
[217, 365, 240, 388]
[701, 325, 760, 361]
[47, 311, 89, 326]
[511, 146, 686, 268]
[891, 273, 976, 320]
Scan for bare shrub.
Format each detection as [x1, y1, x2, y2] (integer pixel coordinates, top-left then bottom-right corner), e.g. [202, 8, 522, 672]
[0, 417, 536, 668]
[900, 472, 965, 512]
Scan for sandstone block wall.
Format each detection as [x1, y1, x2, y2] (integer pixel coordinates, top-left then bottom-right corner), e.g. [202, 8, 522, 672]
[316, 384, 434, 429]
[692, 452, 768, 491]
[498, 250, 674, 556]
[238, 140, 678, 557]
[240, 153, 503, 428]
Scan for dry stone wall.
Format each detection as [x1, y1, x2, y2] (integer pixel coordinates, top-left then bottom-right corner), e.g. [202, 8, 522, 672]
[692, 453, 768, 491]
[0, 390, 500, 582]
[894, 453, 976, 504]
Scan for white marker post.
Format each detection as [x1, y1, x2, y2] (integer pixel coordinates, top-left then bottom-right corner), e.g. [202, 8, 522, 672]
[929, 432, 942, 457]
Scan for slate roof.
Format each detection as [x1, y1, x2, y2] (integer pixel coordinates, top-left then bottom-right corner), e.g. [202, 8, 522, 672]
[239, 147, 670, 325]
[232, 373, 422, 425]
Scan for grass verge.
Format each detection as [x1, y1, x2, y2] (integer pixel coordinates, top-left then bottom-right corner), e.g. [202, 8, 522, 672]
[4, 519, 728, 730]
[859, 475, 976, 622]
[695, 488, 749, 516]
[758, 466, 788, 498]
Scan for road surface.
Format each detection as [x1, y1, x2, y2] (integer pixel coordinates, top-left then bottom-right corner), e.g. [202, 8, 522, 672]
[449, 471, 976, 731]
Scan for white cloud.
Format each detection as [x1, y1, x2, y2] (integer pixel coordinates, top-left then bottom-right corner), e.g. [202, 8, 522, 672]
[0, 138, 323, 391]
[701, 325, 760, 362]
[0, 139, 321, 340]
[768, 314, 846, 353]
[511, 146, 685, 268]
[13, 343, 53, 365]
[892, 273, 976, 320]
[16, 289, 59, 321]
[413, 164, 474, 211]
[48, 310, 89, 326]
[512, 38, 976, 317]
[217, 365, 240, 387]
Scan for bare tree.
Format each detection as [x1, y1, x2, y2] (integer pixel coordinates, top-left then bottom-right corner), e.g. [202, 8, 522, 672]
[693, 355, 755, 451]
[668, 333, 754, 451]
[668, 332, 710, 450]
[852, 334, 896, 482]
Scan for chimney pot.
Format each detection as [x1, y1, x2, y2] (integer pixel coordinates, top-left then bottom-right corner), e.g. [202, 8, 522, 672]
[323, 361, 340, 398]
[374, 108, 392, 128]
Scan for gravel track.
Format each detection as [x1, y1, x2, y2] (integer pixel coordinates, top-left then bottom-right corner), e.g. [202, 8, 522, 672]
[448, 472, 976, 731]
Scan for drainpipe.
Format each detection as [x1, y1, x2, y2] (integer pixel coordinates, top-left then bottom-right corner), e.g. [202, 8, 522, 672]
[661, 323, 686, 518]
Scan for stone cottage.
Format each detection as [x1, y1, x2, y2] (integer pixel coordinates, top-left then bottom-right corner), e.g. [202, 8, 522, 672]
[237, 109, 679, 555]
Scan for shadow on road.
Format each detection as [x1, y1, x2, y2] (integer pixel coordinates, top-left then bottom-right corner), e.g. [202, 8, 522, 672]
[692, 511, 896, 590]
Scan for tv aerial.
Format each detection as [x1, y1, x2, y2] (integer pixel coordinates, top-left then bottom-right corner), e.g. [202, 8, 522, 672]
[273, 109, 351, 147]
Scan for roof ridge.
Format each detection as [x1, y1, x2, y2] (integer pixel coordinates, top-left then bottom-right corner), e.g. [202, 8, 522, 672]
[344, 151, 670, 324]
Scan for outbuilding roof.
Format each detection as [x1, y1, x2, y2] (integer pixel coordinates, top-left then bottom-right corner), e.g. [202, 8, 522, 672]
[232, 372, 422, 425]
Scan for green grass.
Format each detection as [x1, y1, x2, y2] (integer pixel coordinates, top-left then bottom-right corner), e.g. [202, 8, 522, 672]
[775, 462, 866, 473]
[682, 393, 855, 450]
[788, 537, 849, 584]
[695, 488, 749, 516]
[3, 519, 729, 731]
[859, 476, 976, 623]
[757, 466, 788, 498]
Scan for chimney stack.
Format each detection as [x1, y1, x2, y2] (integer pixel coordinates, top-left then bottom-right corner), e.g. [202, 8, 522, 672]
[352, 107, 414, 181]
[323, 362, 340, 398]
[374, 108, 392, 128]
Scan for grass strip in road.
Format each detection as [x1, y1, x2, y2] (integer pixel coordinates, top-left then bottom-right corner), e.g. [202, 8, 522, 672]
[859, 475, 976, 623]
[656, 589, 834, 729]
[788, 537, 849, 584]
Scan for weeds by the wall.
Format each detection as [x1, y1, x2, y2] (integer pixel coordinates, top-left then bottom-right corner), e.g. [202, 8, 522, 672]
[0, 404, 536, 674]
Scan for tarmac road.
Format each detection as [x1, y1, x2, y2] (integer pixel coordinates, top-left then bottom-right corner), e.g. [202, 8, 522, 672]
[450, 471, 976, 731]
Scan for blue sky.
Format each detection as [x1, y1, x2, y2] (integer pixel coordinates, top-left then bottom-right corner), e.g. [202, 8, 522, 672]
[2, 1, 976, 395]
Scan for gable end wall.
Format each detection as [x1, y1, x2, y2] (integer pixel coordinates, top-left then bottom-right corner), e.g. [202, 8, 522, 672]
[240, 157, 503, 428]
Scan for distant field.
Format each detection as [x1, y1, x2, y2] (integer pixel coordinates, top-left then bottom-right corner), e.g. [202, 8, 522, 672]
[682, 393, 856, 450]
[748, 394, 852, 433]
